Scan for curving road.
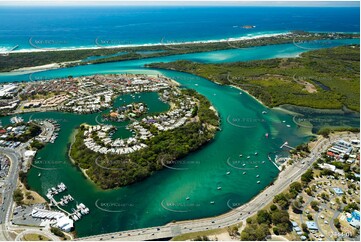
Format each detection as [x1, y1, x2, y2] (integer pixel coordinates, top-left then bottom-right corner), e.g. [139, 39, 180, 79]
[0, 148, 21, 241]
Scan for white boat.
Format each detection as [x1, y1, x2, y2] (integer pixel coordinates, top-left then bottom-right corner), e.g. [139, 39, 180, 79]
[243, 172, 246, 175]
[255, 152, 258, 155]
[239, 154, 243, 157]
[226, 171, 231, 175]
[247, 156, 250, 159]
[186, 197, 190, 200]
[256, 175, 260, 178]
[210, 201, 215, 204]
[257, 181, 260, 184]
[217, 187, 222, 190]
[38, 173, 41, 177]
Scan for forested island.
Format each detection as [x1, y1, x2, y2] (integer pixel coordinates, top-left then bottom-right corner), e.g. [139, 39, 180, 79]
[148, 45, 360, 112]
[69, 89, 220, 189]
[1, 32, 358, 72]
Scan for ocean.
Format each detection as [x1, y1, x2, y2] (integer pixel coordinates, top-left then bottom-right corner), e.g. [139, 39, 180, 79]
[0, 6, 359, 52]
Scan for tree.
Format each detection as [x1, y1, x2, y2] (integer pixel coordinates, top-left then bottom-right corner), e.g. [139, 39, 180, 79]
[301, 169, 314, 185]
[50, 227, 65, 238]
[334, 218, 341, 229]
[257, 210, 271, 225]
[270, 204, 278, 211]
[273, 193, 290, 209]
[301, 223, 308, 232]
[13, 189, 24, 205]
[271, 210, 290, 225]
[310, 201, 320, 211]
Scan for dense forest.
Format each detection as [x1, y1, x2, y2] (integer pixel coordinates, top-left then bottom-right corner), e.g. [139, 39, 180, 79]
[69, 90, 219, 189]
[148, 45, 360, 112]
[0, 32, 357, 72]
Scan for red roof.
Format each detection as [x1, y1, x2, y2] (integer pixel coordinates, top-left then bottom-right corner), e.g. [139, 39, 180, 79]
[327, 151, 335, 157]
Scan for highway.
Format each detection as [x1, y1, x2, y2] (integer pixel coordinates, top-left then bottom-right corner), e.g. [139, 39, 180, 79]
[0, 148, 21, 241]
[75, 132, 359, 241]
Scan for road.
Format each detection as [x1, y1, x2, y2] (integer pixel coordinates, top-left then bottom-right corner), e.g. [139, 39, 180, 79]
[0, 148, 21, 241]
[75, 132, 359, 241]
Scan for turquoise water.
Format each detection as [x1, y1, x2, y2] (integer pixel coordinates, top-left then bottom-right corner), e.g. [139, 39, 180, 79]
[0, 39, 358, 237]
[0, 71, 309, 237]
[0, 39, 359, 83]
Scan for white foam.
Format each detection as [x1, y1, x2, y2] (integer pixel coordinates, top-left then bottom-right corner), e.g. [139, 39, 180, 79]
[0, 32, 291, 54]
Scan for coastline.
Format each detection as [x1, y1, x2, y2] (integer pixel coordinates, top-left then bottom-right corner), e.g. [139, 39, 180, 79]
[0, 32, 289, 55]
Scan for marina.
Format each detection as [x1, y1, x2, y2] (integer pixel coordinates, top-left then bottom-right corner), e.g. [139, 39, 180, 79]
[46, 183, 90, 223]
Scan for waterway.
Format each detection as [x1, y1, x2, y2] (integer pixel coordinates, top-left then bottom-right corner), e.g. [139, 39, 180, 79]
[0, 39, 359, 237]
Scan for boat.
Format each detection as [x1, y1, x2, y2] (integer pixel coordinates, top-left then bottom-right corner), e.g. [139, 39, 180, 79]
[262, 161, 265, 164]
[254, 152, 258, 155]
[257, 181, 260, 184]
[210, 201, 215, 204]
[247, 156, 250, 159]
[226, 171, 231, 175]
[242, 164, 246, 166]
[239, 154, 243, 157]
[265, 133, 269, 138]
[217, 187, 222, 190]
[239, 92, 242, 95]
[243, 172, 246, 175]
[286, 125, 291, 128]
[195, 84, 199, 86]
[255, 165, 259, 168]
[186, 197, 190, 200]
[38, 173, 41, 177]
[256, 175, 260, 178]
[262, 111, 267, 114]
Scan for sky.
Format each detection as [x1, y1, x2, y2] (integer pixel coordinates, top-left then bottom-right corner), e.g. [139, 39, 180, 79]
[0, 0, 359, 7]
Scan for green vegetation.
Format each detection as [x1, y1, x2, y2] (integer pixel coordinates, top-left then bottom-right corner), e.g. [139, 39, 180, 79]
[13, 188, 24, 205]
[148, 45, 360, 112]
[0, 32, 357, 72]
[50, 227, 65, 238]
[70, 91, 219, 189]
[19, 170, 30, 189]
[22, 233, 50, 241]
[30, 140, 45, 150]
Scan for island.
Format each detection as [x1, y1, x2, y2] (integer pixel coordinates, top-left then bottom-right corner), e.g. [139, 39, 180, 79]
[64, 75, 220, 189]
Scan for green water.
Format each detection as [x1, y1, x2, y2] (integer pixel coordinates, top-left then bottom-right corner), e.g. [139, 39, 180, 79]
[0, 40, 358, 237]
[0, 70, 311, 237]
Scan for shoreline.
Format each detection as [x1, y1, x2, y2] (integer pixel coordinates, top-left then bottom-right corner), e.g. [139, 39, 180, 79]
[1, 32, 290, 55]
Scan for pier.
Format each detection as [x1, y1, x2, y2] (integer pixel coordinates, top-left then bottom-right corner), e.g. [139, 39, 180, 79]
[46, 183, 90, 222]
[280, 141, 295, 150]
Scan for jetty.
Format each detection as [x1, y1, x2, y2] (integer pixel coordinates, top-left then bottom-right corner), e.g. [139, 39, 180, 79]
[280, 141, 295, 150]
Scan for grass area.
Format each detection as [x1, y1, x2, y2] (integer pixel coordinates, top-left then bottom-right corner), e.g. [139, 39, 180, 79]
[171, 222, 242, 241]
[22, 233, 51, 241]
[18, 180, 46, 205]
[148, 45, 360, 112]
